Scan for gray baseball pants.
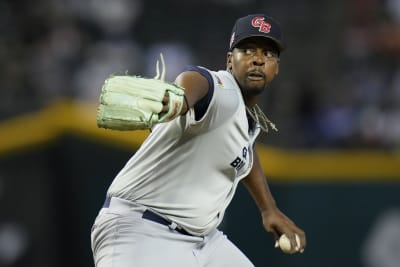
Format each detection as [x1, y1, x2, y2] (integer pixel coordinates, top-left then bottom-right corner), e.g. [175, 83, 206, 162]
[90, 197, 254, 267]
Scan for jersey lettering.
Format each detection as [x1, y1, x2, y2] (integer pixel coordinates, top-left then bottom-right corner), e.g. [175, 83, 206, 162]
[230, 146, 249, 171]
[230, 157, 242, 168]
[242, 147, 248, 159]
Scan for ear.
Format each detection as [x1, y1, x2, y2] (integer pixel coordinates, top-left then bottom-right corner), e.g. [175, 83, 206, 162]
[274, 60, 280, 75]
[226, 51, 233, 71]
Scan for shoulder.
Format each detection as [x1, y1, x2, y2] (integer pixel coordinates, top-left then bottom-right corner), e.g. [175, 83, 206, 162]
[212, 70, 237, 88]
[178, 65, 214, 85]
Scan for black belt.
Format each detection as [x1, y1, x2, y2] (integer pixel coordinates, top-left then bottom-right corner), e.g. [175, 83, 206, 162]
[142, 210, 191, 235]
[103, 197, 191, 236]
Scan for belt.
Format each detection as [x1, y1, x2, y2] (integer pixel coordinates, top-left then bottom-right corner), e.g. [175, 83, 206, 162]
[103, 197, 192, 236]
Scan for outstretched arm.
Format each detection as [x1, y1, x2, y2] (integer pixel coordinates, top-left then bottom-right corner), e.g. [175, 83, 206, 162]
[242, 149, 306, 253]
[97, 67, 210, 131]
[160, 70, 210, 116]
[174, 70, 210, 113]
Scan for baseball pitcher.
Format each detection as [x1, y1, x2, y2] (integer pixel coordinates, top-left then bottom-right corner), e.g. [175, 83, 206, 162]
[91, 13, 306, 267]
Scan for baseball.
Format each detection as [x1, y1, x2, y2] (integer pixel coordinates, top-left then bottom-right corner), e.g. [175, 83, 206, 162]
[278, 234, 300, 253]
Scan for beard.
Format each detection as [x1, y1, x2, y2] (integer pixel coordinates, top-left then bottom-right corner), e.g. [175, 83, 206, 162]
[240, 83, 266, 97]
[232, 73, 267, 97]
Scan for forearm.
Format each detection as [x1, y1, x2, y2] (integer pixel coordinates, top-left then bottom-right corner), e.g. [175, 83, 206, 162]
[242, 152, 277, 214]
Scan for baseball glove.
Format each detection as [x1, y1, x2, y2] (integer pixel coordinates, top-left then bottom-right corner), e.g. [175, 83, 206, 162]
[97, 54, 185, 130]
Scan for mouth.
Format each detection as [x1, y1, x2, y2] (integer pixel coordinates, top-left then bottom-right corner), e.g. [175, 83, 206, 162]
[247, 71, 265, 81]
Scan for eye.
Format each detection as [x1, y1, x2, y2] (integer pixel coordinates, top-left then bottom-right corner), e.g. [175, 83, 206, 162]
[243, 48, 256, 55]
[264, 51, 278, 59]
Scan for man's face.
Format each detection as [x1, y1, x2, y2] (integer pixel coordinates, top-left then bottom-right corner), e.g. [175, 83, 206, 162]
[227, 37, 280, 96]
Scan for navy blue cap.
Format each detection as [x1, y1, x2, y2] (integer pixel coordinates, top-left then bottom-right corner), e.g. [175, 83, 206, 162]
[229, 14, 286, 53]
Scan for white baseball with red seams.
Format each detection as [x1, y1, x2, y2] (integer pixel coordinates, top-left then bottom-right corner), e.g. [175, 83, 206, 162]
[279, 234, 301, 253]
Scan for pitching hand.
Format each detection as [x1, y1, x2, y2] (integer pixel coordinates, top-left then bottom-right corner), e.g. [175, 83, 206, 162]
[261, 207, 306, 254]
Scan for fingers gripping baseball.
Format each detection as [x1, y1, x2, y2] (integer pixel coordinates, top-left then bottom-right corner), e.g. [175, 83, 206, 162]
[262, 209, 306, 254]
[277, 234, 301, 254]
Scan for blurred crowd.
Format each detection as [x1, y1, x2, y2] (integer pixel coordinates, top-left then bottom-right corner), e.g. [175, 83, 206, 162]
[1, 0, 400, 149]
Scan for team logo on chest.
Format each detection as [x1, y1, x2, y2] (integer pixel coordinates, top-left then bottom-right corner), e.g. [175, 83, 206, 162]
[230, 146, 249, 171]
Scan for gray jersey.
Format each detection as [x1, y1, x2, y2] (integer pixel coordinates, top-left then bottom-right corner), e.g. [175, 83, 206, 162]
[107, 68, 261, 236]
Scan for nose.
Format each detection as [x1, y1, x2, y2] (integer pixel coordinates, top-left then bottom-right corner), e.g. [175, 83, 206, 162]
[252, 50, 265, 66]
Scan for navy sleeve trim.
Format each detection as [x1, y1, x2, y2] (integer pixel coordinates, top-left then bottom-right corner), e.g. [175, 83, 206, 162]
[182, 66, 214, 121]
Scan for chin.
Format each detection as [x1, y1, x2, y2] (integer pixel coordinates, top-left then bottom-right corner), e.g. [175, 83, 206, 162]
[241, 88, 264, 97]
[243, 85, 265, 96]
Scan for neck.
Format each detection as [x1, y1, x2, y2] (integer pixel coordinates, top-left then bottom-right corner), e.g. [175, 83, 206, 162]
[243, 94, 260, 108]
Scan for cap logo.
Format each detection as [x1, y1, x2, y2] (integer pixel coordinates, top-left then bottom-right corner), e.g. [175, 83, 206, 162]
[251, 16, 271, 33]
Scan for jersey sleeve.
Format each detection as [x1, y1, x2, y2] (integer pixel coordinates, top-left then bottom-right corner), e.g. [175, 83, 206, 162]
[181, 65, 215, 121]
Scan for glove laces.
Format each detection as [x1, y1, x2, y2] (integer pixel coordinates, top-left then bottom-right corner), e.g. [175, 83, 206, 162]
[154, 53, 166, 81]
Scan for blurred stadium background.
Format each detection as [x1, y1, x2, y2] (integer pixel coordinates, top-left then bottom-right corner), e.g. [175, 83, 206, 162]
[0, 0, 399, 266]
